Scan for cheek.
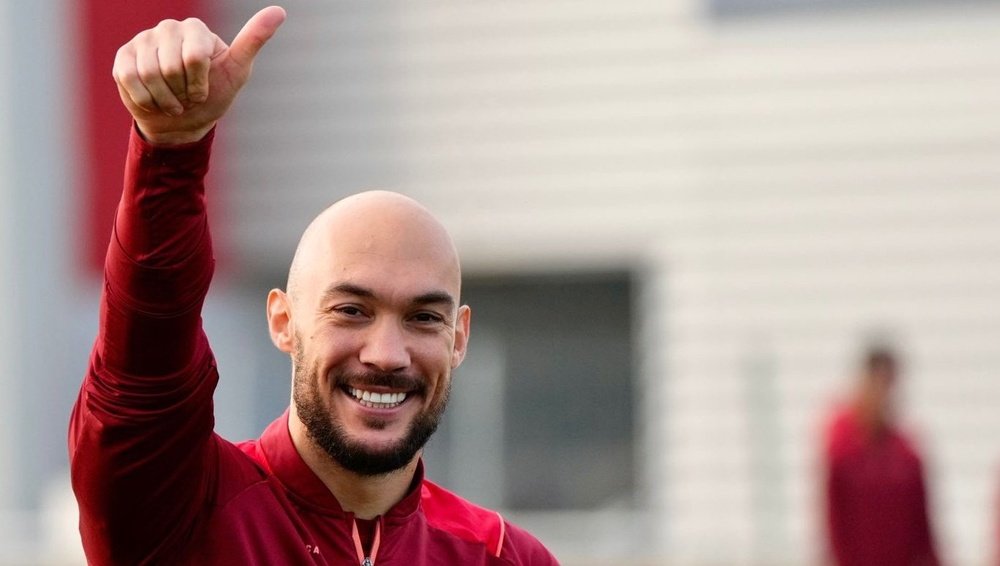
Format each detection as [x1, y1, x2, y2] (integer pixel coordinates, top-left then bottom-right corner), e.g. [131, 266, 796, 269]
[409, 338, 456, 395]
[311, 329, 364, 361]
[426, 371, 453, 408]
[419, 334, 457, 369]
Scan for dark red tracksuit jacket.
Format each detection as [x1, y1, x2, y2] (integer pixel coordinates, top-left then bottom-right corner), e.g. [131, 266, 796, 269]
[823, 405, 940, 566]
[69, 126, 559, 566]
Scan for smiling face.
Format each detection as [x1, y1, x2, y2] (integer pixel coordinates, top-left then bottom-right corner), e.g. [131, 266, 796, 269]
[268, 191, 470, 476]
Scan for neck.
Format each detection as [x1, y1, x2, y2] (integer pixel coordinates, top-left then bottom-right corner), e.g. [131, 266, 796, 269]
[288, 411, 419, 519]
[853, 393, 890, 438]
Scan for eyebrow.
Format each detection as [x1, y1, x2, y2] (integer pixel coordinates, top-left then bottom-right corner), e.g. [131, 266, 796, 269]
[412, 291, 456, 309]
[325, 282, 375, 300]
[323, 283, 456, 310]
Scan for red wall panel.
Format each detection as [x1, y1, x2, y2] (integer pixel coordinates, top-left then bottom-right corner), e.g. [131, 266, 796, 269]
[79, 0, 211, 273]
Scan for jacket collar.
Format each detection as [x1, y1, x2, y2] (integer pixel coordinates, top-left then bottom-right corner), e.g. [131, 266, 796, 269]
[258, 409, 424, 519]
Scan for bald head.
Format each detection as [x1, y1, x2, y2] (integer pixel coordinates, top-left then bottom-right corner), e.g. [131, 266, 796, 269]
[287, 191, 461, 306]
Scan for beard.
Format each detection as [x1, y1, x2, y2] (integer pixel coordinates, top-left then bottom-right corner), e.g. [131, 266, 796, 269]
[292, 344, 450, 477]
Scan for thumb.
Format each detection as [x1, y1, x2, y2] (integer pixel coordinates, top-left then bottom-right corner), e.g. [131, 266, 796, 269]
[229, 6, 287, 67]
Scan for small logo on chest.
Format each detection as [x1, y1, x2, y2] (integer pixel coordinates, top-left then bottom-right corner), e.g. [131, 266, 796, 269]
[305, 544, 320, 556]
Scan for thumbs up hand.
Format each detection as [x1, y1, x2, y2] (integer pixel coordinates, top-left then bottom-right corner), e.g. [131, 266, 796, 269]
[113, 6, 286, 145]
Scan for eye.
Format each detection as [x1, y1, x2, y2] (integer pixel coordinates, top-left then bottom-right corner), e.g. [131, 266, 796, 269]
[411, 311, 445, 324]
[333, 305, 367, 318]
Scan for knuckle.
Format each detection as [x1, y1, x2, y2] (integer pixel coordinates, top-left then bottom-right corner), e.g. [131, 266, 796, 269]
[182, 17, 209, 33]
[155, 18, 181, 32]
[113, 46, 135, 69]
[181, 51, 209, 72]
[136, 65, 160, 84]
[159, 61, 184, 81]
[128, 30, 150, 45]
[111, 60, 125, 80]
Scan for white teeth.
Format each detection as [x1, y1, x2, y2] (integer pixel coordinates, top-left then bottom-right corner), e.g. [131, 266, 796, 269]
[348, 387, 407, 408]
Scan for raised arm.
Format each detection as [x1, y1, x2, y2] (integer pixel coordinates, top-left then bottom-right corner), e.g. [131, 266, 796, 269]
[69, 8, 284, 565]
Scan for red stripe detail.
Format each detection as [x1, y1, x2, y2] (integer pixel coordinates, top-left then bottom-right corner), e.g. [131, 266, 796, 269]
[494, 511, 505, 557]
[351, 520, 365, 564]
[352, 518, 381, 565]
[78, 0, 212, 274]
[421, 481, 504, 555]
[371, 519, 382, 564]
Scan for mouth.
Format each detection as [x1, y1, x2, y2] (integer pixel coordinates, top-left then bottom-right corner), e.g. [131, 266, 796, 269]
[344, 386, 410, 410]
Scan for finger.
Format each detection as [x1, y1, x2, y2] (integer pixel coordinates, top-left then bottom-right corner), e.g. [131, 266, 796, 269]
[136, 42, 184, 115]
[179, 23, 222, 105]
[156, 32, 188, 105]
[112, 45, 157, 114]
[228, 6, 287, 68]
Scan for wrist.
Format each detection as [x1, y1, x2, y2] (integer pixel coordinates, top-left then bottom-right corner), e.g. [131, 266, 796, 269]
[135, 122, 216, 146]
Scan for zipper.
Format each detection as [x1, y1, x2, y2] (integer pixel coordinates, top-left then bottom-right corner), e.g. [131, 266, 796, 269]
[352, 517, 382, 566]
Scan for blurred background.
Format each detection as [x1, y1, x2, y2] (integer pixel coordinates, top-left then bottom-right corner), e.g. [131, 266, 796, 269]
[2, 0, 1000, 564]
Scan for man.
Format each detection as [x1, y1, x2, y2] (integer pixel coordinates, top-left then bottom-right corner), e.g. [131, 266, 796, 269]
[822, 344, 940, 566]
[68, 7, 559, 565]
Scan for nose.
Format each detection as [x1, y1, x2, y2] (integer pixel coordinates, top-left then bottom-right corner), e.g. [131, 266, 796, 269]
[359, 318, 411, 372]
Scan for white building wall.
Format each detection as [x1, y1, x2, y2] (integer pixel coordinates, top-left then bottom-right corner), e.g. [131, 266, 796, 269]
[0, 0, 89, 562]
[0, 0, 18, 517]
[659, 9, 1000, 564]
[230, 1, 1000, 564]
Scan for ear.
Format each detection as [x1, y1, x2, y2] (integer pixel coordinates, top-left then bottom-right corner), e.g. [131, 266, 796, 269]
[451, 304, 472, 369]
[266, 289, 294, 354]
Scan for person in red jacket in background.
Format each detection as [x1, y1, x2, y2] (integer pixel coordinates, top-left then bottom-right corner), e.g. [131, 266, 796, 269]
[69, 7, 558, 565]
[823, 344, 941, 566]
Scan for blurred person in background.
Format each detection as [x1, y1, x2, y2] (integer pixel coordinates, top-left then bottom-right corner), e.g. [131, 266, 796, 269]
[67, 7, 557, 565]
[822, 343, 940, 566]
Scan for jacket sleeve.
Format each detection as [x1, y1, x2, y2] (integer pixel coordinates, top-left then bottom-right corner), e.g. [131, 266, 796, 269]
[68, 125, 220, 565]
[911, 457, 941, 566]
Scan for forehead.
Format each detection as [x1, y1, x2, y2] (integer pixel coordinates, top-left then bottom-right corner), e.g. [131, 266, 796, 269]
[300, 222, 461, 304]
[323, 247, 459, 300]
[290, 191, 462, 303]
